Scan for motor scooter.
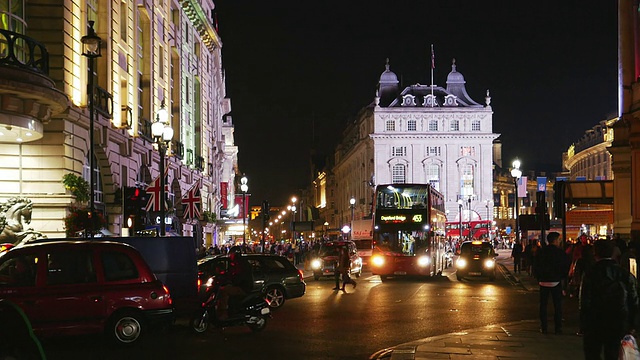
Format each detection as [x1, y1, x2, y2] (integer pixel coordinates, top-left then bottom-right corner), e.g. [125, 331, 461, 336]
[190, 277, 270, 333]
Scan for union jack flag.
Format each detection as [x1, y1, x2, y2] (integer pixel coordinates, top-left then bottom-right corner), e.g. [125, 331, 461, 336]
[145, 165, 169, 212]
[182, 179, 201, 220]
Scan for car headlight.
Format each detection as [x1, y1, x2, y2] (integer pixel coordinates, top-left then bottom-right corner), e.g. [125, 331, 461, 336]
[371, 255, 385, 267]
[484, 259, 495, 268]
[456, 258, 467, 269]
[311, 259, 322, 270]
[417, 256, 430, 267]
[206, 277, 214, 287]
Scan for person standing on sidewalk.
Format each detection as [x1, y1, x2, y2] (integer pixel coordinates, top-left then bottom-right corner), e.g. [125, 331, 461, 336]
[511, 239, 523, 274]
[579, 239, 638, 360]
[534, 232, 570, 334]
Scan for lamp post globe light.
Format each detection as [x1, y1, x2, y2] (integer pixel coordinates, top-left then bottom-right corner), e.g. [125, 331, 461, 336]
[151, 100, 173, 236]
[240, 175, 248, 246]
[510, 159, 523, 244]
[81, 20, 102, 238]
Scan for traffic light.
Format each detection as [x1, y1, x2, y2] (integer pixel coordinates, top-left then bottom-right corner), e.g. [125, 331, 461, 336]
[535, 191, 550, 230]
[123, 186, 147, 231]
[553, 181, 565, 219]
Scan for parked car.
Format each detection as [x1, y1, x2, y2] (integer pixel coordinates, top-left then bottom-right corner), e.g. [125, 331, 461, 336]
[197, 253, 306, 309]
[310, 240, 363, 281]
[0, 240, 174, 345]
[455, 240, 497, 281]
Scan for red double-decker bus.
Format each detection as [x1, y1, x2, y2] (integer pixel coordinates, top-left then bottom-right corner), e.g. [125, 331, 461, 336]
[446, 220, 493, 240]
[370, 184, 447, 280]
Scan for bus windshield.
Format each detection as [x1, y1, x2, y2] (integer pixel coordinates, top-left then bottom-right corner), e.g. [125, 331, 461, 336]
[374, 230, 428, 256]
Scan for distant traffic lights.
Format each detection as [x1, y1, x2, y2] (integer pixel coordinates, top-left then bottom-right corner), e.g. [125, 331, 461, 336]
[262, 200, 270, 221]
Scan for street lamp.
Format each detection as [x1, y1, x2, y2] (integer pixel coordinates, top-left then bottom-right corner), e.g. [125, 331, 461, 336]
[323, 221, 329, 239]
[291, 197, 297, 243]
[240, 175, 248, 246]
[511, 159, 523, 244]
[457, 199, 463, 242]
[151, 100, 173, 236]
[349, 197, 356, 240]
[81, 20, 101, 238]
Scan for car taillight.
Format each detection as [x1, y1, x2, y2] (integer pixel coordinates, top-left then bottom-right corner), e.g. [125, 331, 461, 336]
[197, 278, 201, 289]
[162, 284, 173, 305]
[297, 269, 304, 281]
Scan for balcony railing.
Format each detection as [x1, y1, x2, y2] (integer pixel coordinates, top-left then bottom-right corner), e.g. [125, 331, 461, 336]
[94, 85, 113, 118]
[138, 117, 152, 141]
[0, 29, 49, 75]
[173, 141, 184, 159]
[195, 155, 204, 171]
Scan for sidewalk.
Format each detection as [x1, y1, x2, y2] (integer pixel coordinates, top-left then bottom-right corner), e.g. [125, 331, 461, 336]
[369, 249, 584, 359]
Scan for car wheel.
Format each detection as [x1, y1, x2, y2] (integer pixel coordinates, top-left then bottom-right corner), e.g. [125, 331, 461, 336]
[190, 309, 210, 333]
[456, 273, 463, 281]
[265, 286, 286, 309]
[107, 310, 144, 345]
[380, 275, 387, 281]
[489, 272, 496, 281]
[314, 274, 320, 281]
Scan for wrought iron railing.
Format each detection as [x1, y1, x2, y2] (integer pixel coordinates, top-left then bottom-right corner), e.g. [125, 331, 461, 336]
[138, 117, 152, 141]
[0, 29, 49, 75]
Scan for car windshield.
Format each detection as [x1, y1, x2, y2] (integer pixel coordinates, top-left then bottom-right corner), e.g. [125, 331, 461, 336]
[319, 244, 346, 257]
[460, 243, 493, 256]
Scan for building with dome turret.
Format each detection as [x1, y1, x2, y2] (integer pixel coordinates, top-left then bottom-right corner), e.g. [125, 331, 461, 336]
[329, 58, 499, 229]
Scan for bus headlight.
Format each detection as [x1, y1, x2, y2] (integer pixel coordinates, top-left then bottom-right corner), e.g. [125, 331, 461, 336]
[456, 258, 467, 269]
[371, 255, 385, 267]
[311, 259, 322, 270]
[484, 259, 495, 268]
[417, 256, 430, 267]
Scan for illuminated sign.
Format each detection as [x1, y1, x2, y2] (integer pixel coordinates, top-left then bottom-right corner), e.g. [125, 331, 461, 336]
[379, 214, 424, 224]
[380, 215, 407, 222]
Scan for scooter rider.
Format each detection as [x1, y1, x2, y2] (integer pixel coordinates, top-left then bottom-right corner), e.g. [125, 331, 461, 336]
[217, 246, 253, 320]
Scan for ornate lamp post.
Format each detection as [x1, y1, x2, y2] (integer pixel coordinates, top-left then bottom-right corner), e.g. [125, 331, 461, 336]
[151, 100, 173, 236]
[240, 175, 248, 245]
[81, 20, 101, 238]
[350, 197, 356, 240]
[511, 159, 523, 244]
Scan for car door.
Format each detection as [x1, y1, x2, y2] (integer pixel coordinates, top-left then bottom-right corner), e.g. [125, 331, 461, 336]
[34, 248, 105, 335]
[247, 257, 268, 292]
[0, 251, 40, 326]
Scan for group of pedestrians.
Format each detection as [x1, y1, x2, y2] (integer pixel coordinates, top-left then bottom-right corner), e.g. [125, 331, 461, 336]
[516, 231, 639, 360]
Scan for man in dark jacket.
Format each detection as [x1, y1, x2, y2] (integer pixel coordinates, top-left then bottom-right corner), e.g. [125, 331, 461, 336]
[511, 239, 523, 274]
[534, 232, 570, 334]
[580, 239, 638, 360]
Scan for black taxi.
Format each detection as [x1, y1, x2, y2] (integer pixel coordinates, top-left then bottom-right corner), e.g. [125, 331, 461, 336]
[455, 240, 497, 281]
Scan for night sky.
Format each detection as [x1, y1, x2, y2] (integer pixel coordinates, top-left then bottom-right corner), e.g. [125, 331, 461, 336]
[214, 1, 618, 206]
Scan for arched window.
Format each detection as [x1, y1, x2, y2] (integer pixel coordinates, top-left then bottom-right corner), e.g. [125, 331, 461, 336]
[460, 164, 474, 197]
[426, 164, 440, 191]
[392, 164, 405, 184]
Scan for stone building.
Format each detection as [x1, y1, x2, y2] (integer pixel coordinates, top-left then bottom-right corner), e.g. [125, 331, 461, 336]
[330, 58, 498, 227]
[563, 119, 615, 181]
[0, 0, 237, 244]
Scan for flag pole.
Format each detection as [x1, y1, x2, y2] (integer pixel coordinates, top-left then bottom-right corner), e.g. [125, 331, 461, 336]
[430, 44, 435, 107]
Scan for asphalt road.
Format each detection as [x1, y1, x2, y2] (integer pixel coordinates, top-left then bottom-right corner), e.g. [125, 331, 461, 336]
[40, 260, 547, 360]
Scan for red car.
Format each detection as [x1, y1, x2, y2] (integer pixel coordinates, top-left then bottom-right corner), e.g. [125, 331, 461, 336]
[0, 240, 174, 344]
